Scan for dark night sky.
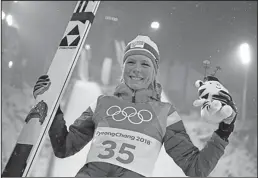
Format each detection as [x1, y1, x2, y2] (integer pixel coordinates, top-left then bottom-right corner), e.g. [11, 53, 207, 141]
[98, 1, 257, 87]
[2, 1, 257, 114]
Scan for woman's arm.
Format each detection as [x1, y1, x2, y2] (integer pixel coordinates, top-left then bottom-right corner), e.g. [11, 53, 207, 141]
[48, 106, 95, 158]
[164, 110, 230, 177]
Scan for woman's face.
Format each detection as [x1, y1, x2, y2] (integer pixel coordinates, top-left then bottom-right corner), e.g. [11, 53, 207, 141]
[123, 55, 155, 90]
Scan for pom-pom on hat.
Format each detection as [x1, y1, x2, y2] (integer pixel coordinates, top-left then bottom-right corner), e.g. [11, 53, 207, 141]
[123, 35, 160, 72]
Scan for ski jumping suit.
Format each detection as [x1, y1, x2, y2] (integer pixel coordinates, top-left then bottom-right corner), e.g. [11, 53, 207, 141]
[49, 83, 228, 177]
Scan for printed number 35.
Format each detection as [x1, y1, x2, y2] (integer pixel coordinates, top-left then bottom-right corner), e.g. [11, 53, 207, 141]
[97, 140, 135, 164]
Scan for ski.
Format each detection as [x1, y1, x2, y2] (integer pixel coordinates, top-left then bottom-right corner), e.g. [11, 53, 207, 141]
[2, 1, 100, 177]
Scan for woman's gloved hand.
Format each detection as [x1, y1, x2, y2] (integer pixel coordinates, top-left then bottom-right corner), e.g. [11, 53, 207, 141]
[193, 76, 238, 141]
[193, 76, 237, 124]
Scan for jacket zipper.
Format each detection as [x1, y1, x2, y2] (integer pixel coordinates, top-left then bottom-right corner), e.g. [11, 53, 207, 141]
[132, 90, 136, 103]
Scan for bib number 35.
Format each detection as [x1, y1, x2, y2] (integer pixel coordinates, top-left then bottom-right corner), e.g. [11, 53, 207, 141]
[97, 140, 136, 164]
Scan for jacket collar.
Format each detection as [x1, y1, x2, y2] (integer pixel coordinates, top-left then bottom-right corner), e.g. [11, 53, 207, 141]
[114, 83, 160, 103]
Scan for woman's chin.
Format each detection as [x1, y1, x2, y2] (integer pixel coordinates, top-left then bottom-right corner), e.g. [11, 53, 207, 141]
[127, 83, 148, 91]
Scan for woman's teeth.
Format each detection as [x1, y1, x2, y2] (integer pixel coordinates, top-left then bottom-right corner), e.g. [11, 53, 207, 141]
[131, 76, 142, 81]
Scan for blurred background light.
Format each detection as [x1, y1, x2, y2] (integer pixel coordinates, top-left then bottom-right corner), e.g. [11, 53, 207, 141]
[6, 14, 13, 26]
[151, 21, 160, 29]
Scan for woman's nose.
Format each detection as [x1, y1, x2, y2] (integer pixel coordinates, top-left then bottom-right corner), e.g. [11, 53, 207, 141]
[132, 63, 141, 73]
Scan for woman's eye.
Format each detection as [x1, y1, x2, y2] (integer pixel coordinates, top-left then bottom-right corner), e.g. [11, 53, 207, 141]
[127, 61, 134, 64]
[142, 63, 150, 67]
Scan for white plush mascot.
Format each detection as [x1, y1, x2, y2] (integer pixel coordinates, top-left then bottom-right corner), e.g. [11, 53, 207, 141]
[193, 76, 238, 125]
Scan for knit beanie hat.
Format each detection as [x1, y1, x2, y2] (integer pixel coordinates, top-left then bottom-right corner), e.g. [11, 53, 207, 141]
[123, 35, 160, 72]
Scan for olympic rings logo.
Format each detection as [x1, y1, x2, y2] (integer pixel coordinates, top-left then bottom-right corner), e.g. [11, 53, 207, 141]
[106, 105, 153, 125]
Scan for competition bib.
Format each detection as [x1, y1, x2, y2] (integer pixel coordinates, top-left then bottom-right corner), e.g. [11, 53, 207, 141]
[86, 127, 162, 177]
